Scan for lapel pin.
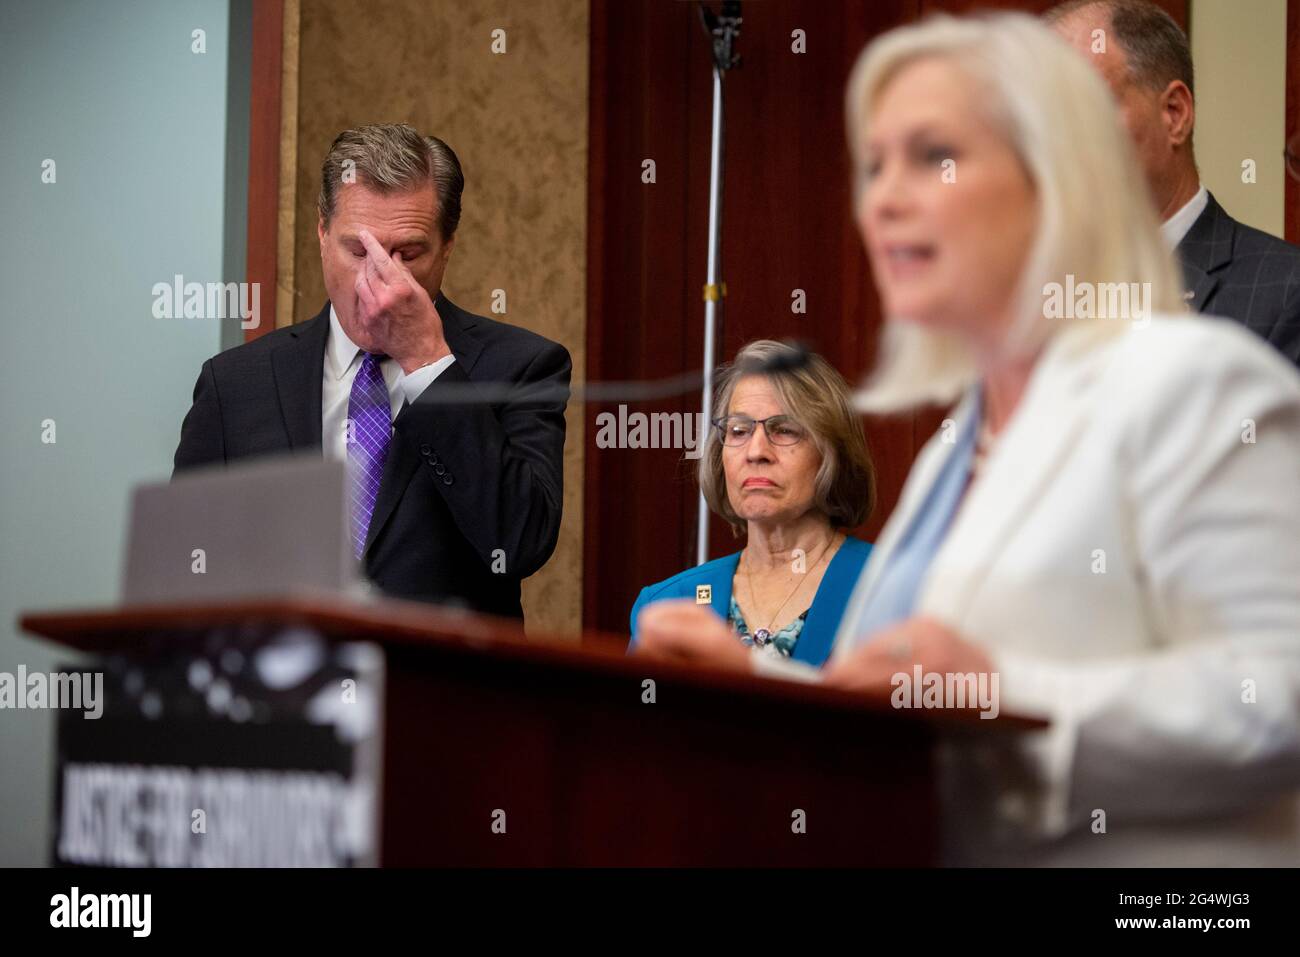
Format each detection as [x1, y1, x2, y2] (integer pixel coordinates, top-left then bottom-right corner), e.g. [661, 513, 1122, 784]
[695, 584, 712, 604]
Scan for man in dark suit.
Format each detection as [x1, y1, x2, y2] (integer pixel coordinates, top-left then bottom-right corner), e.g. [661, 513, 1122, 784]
[1176, 192, 1300, 363]
[174, 124, 570, 620]
[1050, 0, 1300, 365]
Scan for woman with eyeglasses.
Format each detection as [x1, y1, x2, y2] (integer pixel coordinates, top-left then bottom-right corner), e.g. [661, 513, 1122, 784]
[627, 340, 875, 667]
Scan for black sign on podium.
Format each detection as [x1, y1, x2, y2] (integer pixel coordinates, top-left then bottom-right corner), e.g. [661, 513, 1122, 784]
[52, 625, 384, 867]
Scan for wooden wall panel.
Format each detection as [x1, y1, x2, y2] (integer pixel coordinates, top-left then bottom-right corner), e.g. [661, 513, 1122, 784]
[1288, 0, 1298, 245]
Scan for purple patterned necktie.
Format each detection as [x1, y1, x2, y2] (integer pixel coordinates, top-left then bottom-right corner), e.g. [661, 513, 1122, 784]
[347, 351, 391, 558]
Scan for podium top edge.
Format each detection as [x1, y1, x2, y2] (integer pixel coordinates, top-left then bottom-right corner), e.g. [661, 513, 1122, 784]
[18, 593, 1048, 733]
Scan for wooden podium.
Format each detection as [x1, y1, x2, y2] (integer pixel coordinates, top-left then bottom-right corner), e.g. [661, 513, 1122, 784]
[21, 595, 1043, 866]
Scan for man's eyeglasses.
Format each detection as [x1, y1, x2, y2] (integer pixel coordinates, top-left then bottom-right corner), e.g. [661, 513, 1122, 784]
[1287, 132, 1300, 183]
[712, 414, 808, 447]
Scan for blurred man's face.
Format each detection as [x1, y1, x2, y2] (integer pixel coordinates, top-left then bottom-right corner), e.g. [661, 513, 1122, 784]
[317, 183, 455, 353]
[1052, 10, 1188, 215]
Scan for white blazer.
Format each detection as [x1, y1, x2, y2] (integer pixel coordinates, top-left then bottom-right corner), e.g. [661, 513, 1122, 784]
[757, 315, 1300, 866]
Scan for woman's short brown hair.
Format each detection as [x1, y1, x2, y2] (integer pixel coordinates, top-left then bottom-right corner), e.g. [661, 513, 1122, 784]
[698, 340, 876, 536]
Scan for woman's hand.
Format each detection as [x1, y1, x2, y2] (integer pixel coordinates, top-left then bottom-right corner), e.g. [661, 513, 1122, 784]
[822, 616, 994, 694]
[632, 600, 750, 672]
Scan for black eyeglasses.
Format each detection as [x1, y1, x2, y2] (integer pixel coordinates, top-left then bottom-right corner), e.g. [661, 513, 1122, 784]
[712, 414, 808, 447]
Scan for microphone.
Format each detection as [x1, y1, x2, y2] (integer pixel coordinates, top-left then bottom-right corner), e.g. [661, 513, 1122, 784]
[737, 339, 812, 376]
[697, 2, 743, 73]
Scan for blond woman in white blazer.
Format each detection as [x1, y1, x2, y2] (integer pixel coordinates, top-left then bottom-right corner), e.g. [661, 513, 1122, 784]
[634, 12, 1300, 865]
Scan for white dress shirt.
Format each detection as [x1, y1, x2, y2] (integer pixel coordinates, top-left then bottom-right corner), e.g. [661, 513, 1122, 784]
[321, 305, 456, 461]
[1160, 183, 1208, 248]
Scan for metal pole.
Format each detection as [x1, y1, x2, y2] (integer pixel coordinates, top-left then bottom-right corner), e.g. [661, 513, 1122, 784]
[696, 64, 725, 567]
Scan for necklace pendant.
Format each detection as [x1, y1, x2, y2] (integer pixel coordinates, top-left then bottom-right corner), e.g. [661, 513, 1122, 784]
[753, 628, 771, 646]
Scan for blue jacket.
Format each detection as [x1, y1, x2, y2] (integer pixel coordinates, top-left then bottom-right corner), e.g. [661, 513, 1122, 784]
[627, 537, 873, 667]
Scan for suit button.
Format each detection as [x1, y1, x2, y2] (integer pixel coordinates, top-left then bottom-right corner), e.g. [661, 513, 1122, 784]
[434, 464, 445, 475]
[420, 444, 431, 455]
[442, 474, 454, 486]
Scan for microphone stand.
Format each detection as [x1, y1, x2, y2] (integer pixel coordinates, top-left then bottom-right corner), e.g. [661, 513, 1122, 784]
[694, 0, 742, 567]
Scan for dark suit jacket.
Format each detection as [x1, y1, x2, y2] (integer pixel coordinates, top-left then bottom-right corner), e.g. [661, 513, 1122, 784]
[173, 294, 570, 620]
[1177, 191, 1300, 365]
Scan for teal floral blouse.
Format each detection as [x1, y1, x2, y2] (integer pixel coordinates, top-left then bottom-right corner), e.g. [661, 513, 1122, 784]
[728, 595, 809, 659]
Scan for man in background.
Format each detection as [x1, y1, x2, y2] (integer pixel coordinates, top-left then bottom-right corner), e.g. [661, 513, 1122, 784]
[174, 124, 570, 620]
[1050, 0, 1300, 365]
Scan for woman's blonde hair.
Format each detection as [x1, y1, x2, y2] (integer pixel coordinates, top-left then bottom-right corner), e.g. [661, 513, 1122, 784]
[698, 340, 876, 536]
[845, 12, 1187, 412]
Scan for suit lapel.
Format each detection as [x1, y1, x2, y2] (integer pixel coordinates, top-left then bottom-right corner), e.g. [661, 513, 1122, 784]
[270, 308, 329, 451]
[363, 293, 481, 558]
[363, 438, 420, 556]
[829, 392, 980, 657]
[1176, 192, 1234, 314]
[436, 293, 485, 375]
[1180, 260, 1219, 314]
[920, 324, 1114, 623]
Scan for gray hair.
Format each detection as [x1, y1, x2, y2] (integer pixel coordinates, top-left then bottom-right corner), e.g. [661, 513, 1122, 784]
[1046, 0, 1194, 99]
[317, 123, 465, 241]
